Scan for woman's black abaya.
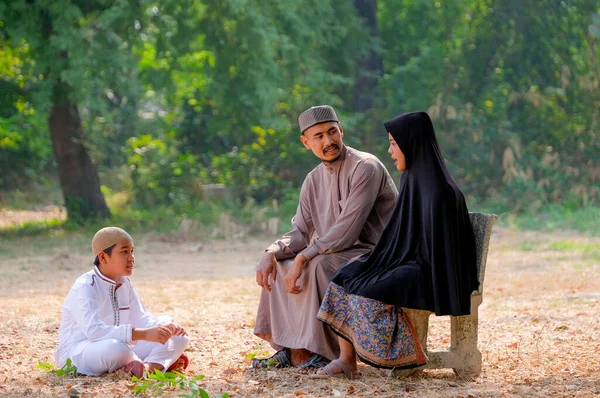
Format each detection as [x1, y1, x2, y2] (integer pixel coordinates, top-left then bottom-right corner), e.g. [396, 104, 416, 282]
[331, 112, 478, 316]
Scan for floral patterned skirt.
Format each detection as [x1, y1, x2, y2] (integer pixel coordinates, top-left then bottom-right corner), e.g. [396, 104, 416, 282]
[317, 282, 427, 369]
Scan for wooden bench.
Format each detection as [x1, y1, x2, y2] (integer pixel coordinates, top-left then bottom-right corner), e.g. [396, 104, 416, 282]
[391, 212, 497, 379]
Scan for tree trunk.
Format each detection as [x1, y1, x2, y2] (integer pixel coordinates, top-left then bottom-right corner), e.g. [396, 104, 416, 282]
[353, 0, 383, 112]
[49, 81, 110, 222]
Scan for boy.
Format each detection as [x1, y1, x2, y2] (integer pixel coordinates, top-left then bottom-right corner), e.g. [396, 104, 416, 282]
[55, 227, 190, 377]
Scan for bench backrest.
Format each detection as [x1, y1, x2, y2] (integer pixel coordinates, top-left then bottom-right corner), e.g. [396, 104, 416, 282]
[469, 212, 497, 296]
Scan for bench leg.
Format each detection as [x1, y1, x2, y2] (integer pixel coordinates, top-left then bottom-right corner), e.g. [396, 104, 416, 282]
[450, 295, 482, 378]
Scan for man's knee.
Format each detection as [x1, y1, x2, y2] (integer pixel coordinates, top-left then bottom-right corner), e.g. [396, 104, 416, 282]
[307, 254, 340, 277]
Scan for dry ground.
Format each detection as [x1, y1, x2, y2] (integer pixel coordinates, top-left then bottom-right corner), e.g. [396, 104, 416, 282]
[0, 216, 599, 397]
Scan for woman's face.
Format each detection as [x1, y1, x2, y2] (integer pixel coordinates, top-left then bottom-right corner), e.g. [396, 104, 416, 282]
[388, 133, 406, 172]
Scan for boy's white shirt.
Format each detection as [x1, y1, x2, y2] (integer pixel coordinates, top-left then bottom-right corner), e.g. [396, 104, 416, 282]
[55, 266, 171, 366]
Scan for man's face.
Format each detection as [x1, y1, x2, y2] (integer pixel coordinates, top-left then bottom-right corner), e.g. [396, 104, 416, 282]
[98, 239, 135, 279]
[300, 121, 344, 162]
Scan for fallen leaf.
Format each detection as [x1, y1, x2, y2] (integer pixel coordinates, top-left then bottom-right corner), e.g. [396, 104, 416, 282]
[294, 391, 305, 396]
[223, 368, 237, 375]
[507, 342, 518, 349]
[555, 325, 568, 331]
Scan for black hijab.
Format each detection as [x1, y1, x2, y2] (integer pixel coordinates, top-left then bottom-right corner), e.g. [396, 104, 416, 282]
[331, 112, 478, 316]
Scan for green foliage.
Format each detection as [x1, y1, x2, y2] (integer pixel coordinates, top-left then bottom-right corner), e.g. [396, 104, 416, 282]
[209, 126, 303, 203]
[125, 134, 208, 209]
[130, 370, 228, 398]
[36, 358, 78, 377]
[1, 0, 599, 226]
[499, 204, 600, 236]
[375, 0, 600, 211]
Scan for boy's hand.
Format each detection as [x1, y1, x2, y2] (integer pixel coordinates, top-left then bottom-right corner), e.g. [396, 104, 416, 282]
[166, 323, 187, 336]
[142, 325, 173, 344]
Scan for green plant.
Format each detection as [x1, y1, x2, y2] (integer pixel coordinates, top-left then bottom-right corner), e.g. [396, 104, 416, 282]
[130, 370, 229, 398]
[36, 358, 78, 377]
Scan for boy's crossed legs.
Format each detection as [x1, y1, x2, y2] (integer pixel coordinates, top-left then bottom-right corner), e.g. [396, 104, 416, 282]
[72, 335, 189, 377]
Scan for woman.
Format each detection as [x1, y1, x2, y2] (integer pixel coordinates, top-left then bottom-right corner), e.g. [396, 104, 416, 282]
[314, 111, 478, 379]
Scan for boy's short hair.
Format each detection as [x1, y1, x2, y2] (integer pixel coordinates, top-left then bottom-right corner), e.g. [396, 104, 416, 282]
[93, 244, 116, 266]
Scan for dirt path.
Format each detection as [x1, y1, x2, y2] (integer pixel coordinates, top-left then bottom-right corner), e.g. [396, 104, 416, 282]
[0, 227, 599, 397]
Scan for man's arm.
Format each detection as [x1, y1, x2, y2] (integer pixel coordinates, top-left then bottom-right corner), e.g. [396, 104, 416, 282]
[265, 177, 315, 261]
[300, 159, 387, 261]
[256, 177, 315, 292]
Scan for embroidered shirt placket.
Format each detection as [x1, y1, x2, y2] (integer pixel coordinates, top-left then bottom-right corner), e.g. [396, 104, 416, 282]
[109, 285, 120, 326]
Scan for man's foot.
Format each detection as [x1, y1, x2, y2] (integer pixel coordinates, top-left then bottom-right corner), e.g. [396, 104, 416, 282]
[298, 353, 330, 369]
[289, 348, 312, 367]
[251, 348, 292, 369]
[312, 359, 357, 380]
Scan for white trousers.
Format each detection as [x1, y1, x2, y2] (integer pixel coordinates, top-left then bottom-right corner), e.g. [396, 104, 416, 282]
[71, 335, 189, 376]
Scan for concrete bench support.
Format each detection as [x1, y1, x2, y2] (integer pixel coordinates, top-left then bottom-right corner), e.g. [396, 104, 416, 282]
[391, 212, 497, 379]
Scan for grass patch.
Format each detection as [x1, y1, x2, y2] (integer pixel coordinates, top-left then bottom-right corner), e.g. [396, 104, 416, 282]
[546, 240, 598, 253]
[0, 196, 298, 259]
[520, 242, 536, 251]
[479, 204, 600, 236]
[543, 239, 600, 263]
[0, 218, 66, 237]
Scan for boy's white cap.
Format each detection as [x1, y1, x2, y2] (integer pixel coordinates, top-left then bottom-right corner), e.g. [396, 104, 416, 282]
[92, 227, 133, 256]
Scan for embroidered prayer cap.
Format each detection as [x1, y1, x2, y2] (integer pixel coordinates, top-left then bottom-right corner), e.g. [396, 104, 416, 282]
[91, 227, 133, 256]
[298, 105, 339, 133]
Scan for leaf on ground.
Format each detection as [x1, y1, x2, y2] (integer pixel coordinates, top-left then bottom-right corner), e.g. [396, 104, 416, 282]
[555, 325, 568, 331]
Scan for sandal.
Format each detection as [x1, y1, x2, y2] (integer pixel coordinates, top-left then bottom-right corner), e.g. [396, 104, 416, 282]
[251, 348, 291, 369]
[298, 353, 330, 369]
[167, 353, 189, 373]
[311, 359, 356, 380]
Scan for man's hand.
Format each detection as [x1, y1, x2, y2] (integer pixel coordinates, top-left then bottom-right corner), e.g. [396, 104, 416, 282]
[256, 250, 278, 292]
[283, 254, 307, 295]
[133, 325, 172, 344]
[165, 323, 187, 337]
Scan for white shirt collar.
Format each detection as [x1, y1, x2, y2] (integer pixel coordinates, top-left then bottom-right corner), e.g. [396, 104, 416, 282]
[93, 266, 120, 286]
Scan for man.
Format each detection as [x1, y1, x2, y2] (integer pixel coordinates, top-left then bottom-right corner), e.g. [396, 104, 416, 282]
[253, 105, 398, 369]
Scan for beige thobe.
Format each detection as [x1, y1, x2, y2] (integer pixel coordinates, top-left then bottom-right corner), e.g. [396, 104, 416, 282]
[254, 145, 398, 360]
